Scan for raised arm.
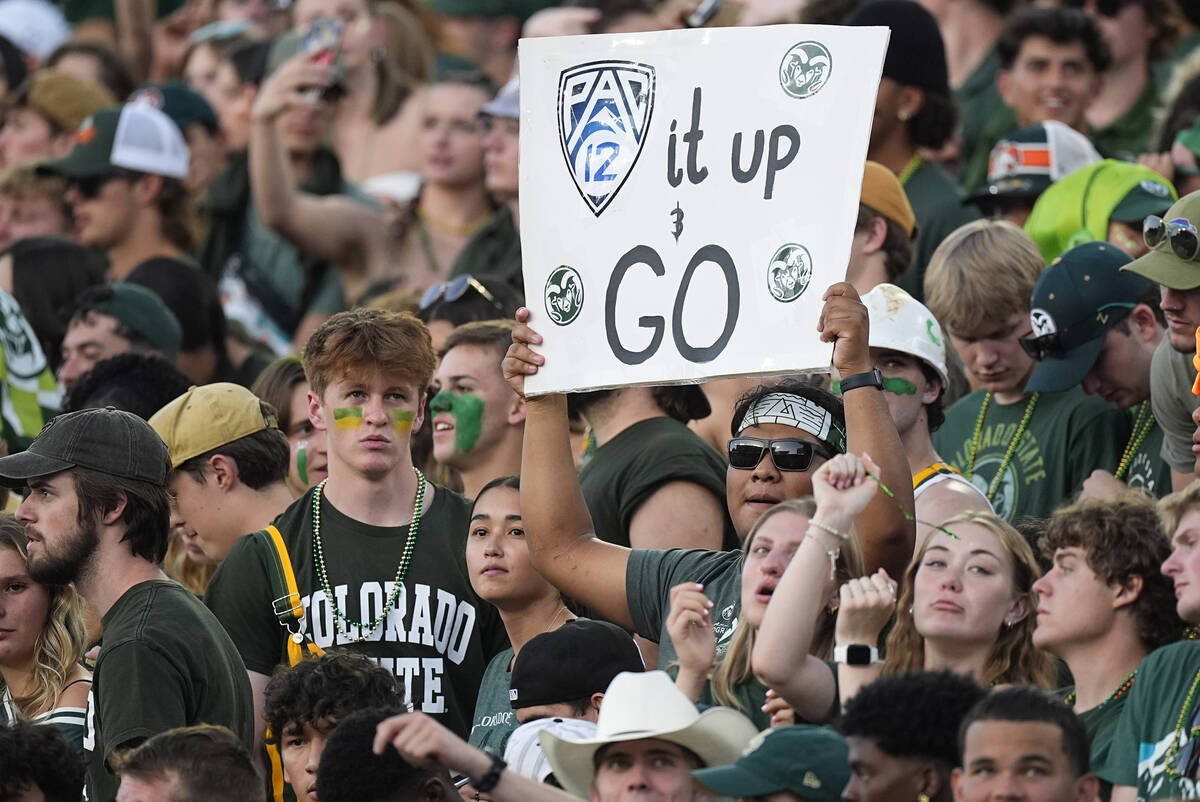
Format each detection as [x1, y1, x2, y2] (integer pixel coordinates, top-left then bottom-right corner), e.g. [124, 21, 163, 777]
[751, 452, 880, 721]
[249, 54, 386, 301]
[820, 283, 915, 578]
[503, 309, 635, 629]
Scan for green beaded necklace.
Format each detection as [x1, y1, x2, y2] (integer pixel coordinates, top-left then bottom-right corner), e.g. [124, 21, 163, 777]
[1164, 664, 1200, 779]
[312, 468, 426, 642]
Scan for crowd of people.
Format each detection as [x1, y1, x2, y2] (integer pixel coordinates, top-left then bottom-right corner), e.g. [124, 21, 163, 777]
[0, 0, 1199, 800]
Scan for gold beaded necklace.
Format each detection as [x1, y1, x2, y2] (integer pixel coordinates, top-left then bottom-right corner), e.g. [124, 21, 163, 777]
[1164, 664, 1200, 778]
[965, 392, 1040, 501]
[1114, 403, 1157, 481]
[311, 468, 426, 643]
[897, 153, 924, 186]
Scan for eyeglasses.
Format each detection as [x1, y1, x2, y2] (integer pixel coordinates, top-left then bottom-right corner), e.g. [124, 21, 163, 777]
[1144, 215, 1200, 262]
[419, 275, 503, 312]
[727, 437, 835, 472]
[67, 170, 140, 200]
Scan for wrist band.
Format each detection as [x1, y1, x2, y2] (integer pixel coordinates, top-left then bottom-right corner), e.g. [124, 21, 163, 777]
[805, 533, 841, 581]
[808, 519, 849, 540]
[474, 753, 507, 793]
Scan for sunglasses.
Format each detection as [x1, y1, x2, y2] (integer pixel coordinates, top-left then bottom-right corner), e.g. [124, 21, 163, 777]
[419, 274, 503, 312]
[67, 169, 141, 200]
[1018, 332, 1063, 361]
[1144, 215, 1200, 262]
[727, 437, 835, 472]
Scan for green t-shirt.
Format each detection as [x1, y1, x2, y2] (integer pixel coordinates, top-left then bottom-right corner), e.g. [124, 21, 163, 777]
[894, 161, 981, 302]
[1090, 78, 1160, 162]
[86, 580, 254, 802]
[449, 206, 522, 292]
[204, 484, 509, 739]
[579, 418, 739, 551]
[1110, 641, 1200, 800]
[1150, 337, 1200, 475]
[467, 647, 516, 754]
[1060, 685, 1130, 801]
[962, 106, 1018, 195]
[1123, 405, 1170, 498]
[933, 387, 1131, 522]
[954, 48, 1006, 187]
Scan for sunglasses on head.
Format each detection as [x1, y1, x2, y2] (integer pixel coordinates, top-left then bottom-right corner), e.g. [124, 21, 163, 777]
[419, 274, 503, 312]
[68, 169, 142, 200]
[727, 436, 835, 472]
[1144, 215, 1200, 262]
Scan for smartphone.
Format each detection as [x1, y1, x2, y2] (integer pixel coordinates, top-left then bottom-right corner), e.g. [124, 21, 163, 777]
[298, 18, 342, 101]
[685, 0, 721, 27]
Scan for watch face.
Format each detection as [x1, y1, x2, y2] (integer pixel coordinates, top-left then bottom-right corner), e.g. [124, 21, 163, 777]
[846, 644, 872, 665]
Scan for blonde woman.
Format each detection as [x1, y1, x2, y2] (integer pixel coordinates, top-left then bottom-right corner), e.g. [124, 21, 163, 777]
[669, 454, 871, 729]
[0, 514, 91, 749]
[756, 502, 1055, 715]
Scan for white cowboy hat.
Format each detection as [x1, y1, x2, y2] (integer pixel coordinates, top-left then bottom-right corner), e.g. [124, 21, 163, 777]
[539, 671, 759, 800]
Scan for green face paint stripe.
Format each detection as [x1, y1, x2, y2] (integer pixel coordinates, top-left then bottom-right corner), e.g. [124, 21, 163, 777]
[333, 406, 364, 429]
[882, 377, 917, 395]
[296, 442, 309, 485]
[392, 409, 415, 434]
[448, 394, 485, 455]
[428, 390, 453, 413]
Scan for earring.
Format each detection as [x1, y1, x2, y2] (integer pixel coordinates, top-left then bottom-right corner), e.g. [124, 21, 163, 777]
[918, 794, 930, 802]
[898, 110, 912, 121]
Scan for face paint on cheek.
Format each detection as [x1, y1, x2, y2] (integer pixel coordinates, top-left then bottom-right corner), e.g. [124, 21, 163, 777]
[333, 406, 364, 429]
[449, 393, 485, 455]
[882, 377, 918, 395]
[295, 441, 309, 485]
[392, 409, 414, 435]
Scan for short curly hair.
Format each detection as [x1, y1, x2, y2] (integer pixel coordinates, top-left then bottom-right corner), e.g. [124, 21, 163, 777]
[263, 652, 404, 744]
[0, 720, 85, 802]
[837, 670, 987, 767]
[1040, 494, 1183, 653]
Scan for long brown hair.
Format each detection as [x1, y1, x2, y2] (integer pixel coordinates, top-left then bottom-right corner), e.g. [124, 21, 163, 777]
[710, 499, 864, 711]
[0, 515, 88, 718]
[882, 511, 1056, 688]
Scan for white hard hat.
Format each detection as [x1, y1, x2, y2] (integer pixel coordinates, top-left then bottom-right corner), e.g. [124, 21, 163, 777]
[861, 283, 949, 387]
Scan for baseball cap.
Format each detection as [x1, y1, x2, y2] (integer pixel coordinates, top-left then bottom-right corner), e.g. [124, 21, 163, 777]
[843, 0, 949, 96]
[130, 81, 219, 134]
[1122, 191, 1200, 290]
[149, 383, 278, 469]
[84, 283, 183, 359]
[1110, 177, 1175, 223]
[861, 161, 916, 238]
[0, 406, 169, 486]
[968, 121, 1101, 204]
[14, 70, 115, 133]
[692, 725, 850, 802]
[37, 103, 190, 180]
[509, 619, 645, 709]
[505, 717, 598, 784]
[861, 283, 948, 385]
[481, 77, 519, 120]
[1024, 242, 1145, 393]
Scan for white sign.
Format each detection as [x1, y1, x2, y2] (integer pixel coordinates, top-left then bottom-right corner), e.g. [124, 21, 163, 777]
[519, 24, 888, 395]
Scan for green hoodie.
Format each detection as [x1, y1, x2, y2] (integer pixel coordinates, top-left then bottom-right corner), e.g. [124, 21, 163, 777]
[1024, 160, 1177, 263]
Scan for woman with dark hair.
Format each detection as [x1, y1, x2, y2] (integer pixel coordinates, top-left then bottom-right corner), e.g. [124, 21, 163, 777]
[252, 356, 329, 498]
[0, 513, 91, 750]
[0, 237, 105, 374]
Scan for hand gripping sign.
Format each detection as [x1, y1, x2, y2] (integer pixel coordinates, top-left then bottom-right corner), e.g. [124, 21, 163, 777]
[518, 25, 889, 396]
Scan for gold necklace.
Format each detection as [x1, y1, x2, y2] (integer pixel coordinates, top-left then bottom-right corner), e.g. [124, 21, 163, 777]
[417, 204, 490, 237]
[897, 153, 925, 186]
[965, 392, 1039, 501]
[1115, 403, 1156, 480]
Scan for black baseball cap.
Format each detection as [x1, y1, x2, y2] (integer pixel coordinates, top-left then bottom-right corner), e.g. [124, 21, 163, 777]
[1024, 242, 1148, 393]
[0, 407, 170, 487]
[509, 619, 645, 709]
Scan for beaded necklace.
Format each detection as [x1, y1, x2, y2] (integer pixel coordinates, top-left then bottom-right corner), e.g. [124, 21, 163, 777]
[1114, 403, 1157, 481]
[965, 392, 1039, 501]
[1063, 670, 1137, 711]
[1164, 664, 1200, 778]
[311, 468, 426, 642]
[897, 153, 924, 186]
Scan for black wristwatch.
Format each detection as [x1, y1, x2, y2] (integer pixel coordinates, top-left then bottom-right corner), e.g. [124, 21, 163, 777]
[834, 643, 880, 665]
[473, 753, 508, 793]
[839, 367, 884, 393]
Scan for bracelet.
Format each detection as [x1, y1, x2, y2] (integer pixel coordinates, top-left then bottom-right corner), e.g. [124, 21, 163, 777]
[805, 533, 840, 581]
[807, 519, 850, 540]
[473, 753, 508, 793]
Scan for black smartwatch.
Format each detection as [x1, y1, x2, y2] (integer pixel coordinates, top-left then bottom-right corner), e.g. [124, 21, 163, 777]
[834, 643, 880, 665]
[838, 367, 884, 393]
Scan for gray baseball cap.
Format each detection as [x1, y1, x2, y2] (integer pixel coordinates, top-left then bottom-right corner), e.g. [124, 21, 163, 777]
[0, 407, 170, 487]
[481, 77, 519, 119]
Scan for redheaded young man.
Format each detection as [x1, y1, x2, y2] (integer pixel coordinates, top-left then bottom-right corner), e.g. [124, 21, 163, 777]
[1033, 495, 1181, 797]
[1109, 483, 1200, 802]
[205, 310, 507, 770]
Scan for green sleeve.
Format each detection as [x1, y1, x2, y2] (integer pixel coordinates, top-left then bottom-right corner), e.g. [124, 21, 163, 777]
[1108, 655, 1152, 788]
[1150, 342, 1199, 474]
[625, 549, 739, 642]
[204, 534, 282, 676]
[97, 642, 189, 756]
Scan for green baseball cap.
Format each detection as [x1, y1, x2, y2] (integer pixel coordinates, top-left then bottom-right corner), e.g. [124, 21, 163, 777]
[1025, 242, 1145, 393]
[37, 103, 190, 180]
[1122, 190, 1200, 290]
[1111, 178, 1175, 223]
[130, 81, 219, 134]
[692, 725, 849, 802]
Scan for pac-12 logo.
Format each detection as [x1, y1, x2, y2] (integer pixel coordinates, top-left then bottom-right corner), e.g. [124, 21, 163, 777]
[558, 60, 655, 217]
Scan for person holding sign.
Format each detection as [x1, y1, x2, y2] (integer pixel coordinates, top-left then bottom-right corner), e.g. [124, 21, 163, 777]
[501, 282, 914, 681]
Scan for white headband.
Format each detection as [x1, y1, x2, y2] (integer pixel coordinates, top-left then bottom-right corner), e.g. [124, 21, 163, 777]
[736, 392, 846, 452]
